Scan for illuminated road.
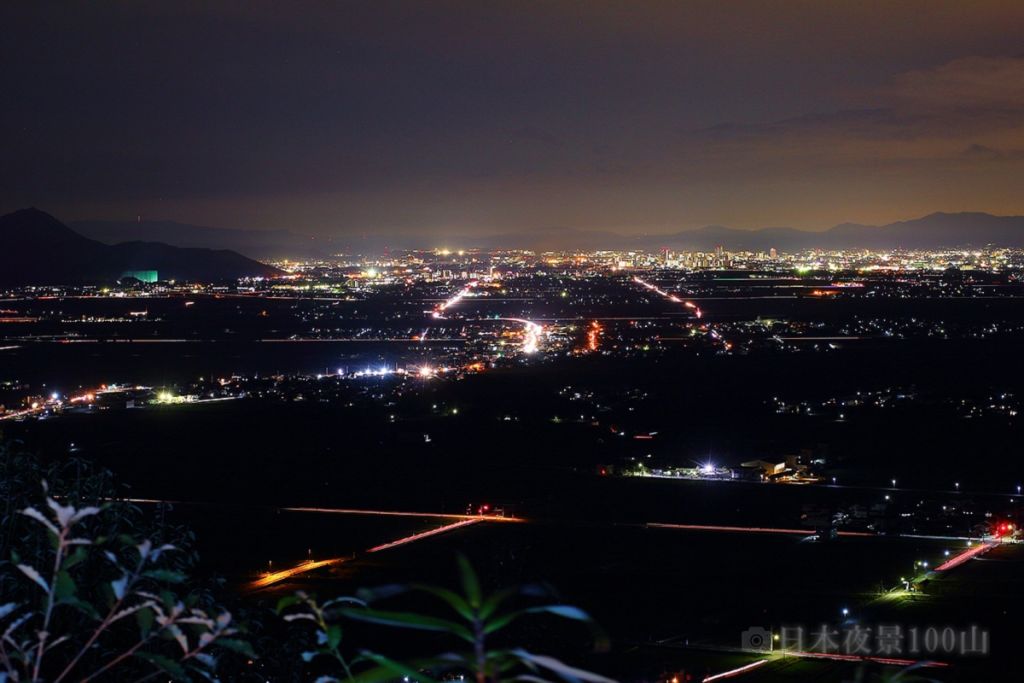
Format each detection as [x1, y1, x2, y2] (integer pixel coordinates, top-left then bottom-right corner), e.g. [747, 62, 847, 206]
[500, 317, 544, 354]
[677, 644, 946, 682]
[423, 281, 544, 354]
[702, 659, 768, 682]
[431, 280, 478, 318]
[281, 505, 522, 522]
[632, 276, 703, 319]
[935, 540, 999, 571]
[646, 521, 1002, 544]
[366, 518, 480, 552]
[246, 517, 485, 591]
[646, 522, 874, 537]
[247, 557, 349, 590]
[632, 275, 737, 350]
[586, 320, 602, 352]
[776, 651, 948, 669]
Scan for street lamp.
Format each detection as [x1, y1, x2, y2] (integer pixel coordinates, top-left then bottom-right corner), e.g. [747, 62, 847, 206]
[892, 478, 897, 488]
[841, 607, 849, 617]
[955, 482, 960, 490]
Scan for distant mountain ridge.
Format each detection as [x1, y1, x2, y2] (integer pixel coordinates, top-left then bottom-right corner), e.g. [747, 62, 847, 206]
[0, 209, 281, 286]
[71, 211, 1024, 254]
[71, 219, 329, 259]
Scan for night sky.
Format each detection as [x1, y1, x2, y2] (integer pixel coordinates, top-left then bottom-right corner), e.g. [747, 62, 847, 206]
[4, 1, 1024, 236]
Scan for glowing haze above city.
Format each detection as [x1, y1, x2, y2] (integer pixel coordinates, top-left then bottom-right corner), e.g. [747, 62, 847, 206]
[3, 1, 1024, 237]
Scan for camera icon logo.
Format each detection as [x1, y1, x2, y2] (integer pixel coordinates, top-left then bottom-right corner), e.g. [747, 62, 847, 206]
[741, 626, 772, 652]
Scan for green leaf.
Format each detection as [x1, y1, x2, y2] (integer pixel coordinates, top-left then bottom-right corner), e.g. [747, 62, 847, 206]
[217, 637, 256, 659]
[479, 587, 515, 620]
[136, 606, 155, 637]
[411, 584, 473, 620]
[110, 575, 128, 600]
[510, 650, 617, 683]
[142, 569, 187, 584]
[136, 652, 190, 682]
[526, 605, 592, 622]
[349, 651, 443, 683]
[525, 606, 608, 650]
[16, 564, 49, 592]
[325, 623, 342, 650]
[456, 555, 481, 609]
[62, 595, 102, 620]
[322, 596, 366, 609]
[20, 507, 59, 536]
[62, 546, 88, 571]
[275, 595, 301, 614]
[54, 570, 76, 600]
[193, 652, 217, 670]
[483, 609, 523, 635]
[340, 607, 474, 643]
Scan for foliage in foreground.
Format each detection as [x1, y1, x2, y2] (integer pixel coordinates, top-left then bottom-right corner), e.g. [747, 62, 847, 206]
[279, 555, 616, 683]
[0, 486, 253, 682]
[0, 443, 253, 682]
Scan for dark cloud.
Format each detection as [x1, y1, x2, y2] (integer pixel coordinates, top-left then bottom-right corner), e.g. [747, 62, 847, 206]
[2, 2, 1024, 234]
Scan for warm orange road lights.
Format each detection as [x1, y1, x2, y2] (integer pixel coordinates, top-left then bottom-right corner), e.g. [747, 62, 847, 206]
[244, 516, 524, 592]
[247, 557, 347, 590]
[586, 320, 602, 352]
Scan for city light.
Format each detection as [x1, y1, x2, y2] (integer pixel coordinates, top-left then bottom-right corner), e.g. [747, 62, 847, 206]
[8, 11, 1024, 681]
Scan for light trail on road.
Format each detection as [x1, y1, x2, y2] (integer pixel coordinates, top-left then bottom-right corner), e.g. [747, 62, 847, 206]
[501, 317, 544, 354]
[281, 506, 522, 522]
[702, 659, 768, 682]
[632, 275, 738, 351]
[431, 280, 478, 318]
[779, 651, 948, 668]
[425, 280, 546, 354]
[935, 540, 999, 571]
[633, 276, 703, 319]
[649, 522, 813, 535]
[126, 499, 525, 522]
[367, 518, 481, 552]
[248, 557, 348, 590]
[246, 518, 485, 591]
[647, 522, 874, 537]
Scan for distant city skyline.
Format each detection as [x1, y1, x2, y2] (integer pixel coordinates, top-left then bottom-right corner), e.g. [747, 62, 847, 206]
[3, 2, 1024, 235]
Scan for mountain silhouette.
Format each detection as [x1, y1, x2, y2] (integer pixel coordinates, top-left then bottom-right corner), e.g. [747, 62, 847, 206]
[0, 208, 282, 285]
[71, 211, 1024, 254]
